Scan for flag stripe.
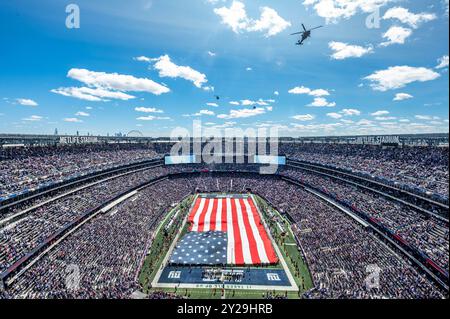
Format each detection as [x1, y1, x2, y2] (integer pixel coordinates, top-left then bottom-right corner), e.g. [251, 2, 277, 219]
[203, 199, 215, 232]
[238, 198, 261, 265]
[242, 198, 269, 264]
[221, 198, 228, 232]
[226, 198, 234, 264]
[235, 199, 253, 264]
[214, 198, 222, 231]
[247, 197, 278, 263]
[188, 197, 202, 224]
[190, 198, 206, 232]
[188, 196, 278, 265]
[198, 198, 212, 232]
[230, 198, 244, 265]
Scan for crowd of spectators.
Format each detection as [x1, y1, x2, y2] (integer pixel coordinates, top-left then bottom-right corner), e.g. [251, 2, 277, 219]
[1, 173, 446, 299]
[280, 143, 449, 200]
[280, 167, 449, 271]
[0, 144, 160, 200]
[4, 178, 191, 299]
[0, 140, 448, 299]
[0, 166, 168, 274]
[192, 175, 444, 299]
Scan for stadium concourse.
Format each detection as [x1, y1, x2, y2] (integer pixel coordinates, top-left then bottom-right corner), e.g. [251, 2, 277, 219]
[0, 135, 448, 299]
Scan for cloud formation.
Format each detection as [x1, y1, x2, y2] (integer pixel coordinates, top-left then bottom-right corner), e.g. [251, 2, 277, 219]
[380, 26, 412, 47]
[383, 7, 437, 29]
[329, 41, 373, 59]
[364, 66, 440, 91]
[303, 0, 393, 23]
[214, 1, 291, 37]
[17, 98, 38, 106]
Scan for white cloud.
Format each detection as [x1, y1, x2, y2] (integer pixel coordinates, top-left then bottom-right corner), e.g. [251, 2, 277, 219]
[67, 68, 170, 95]
[415, 115, 440, 120]
[308, 97, 336, 107]
[375, 116, 397, 121]
[291, 122, 343, 132]
[75, 111, 90, 117]
[195, 110, 216, 116]
[371, 110, 389, 116]
[135, 107, 164, 113]
[229, 101, 240, 106]
[274, 91, 279, 96]
[17, 98, 38, 106]
[143, 55, 208, 89]
[380, 26, 412, 47]
[356, 119, 375, 126]
[383, 7, 437, 29]
[292, 114, 315, 121]
[341, 108, 361, 116]
[51, 87, 135, 101]
[288, 86, 330, 97]
[203, 86, 215, 92]
[137, 115, 170, 121]
[214, 1, 290, 37]
[64, 117, 83, 123]
[288, 86, 311, 95]
[327, 112, 343, 119]
[214, 1, 249, 33]
[247, 6, 292, 37]
[207, 51, 217, 57]
[23, 115, 42, 121]
[206, 103, 219, 107]
[364, 66, 440, 91]
[303, 0, 393, 23]
[329, 41, 373, 60]
[217, 107, 267, 119]
[436, 55, 449, 69]
[239, 99, 273, 106]
[328, 108, 362, 119]
[393, 93, 413, 101]
[246, 67, 253, 71]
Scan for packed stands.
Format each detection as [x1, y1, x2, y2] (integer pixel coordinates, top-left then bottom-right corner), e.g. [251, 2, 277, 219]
[0, 144, 160, 201]
[280, 143, 449, 201]
[0, 138, 448, 299]
[0, 166, 167, 274]
[280, 167, 449, 272]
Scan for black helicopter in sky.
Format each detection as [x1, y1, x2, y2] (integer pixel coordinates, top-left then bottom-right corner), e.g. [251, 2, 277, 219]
[291, 24, 323, 45]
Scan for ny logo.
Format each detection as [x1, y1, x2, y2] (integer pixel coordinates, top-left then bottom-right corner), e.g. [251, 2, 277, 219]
[267, 273, 281, 281]
[168, 271, 181, 279]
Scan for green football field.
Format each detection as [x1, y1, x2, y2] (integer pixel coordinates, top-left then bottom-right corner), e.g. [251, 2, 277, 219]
[138, 193, 313, 299]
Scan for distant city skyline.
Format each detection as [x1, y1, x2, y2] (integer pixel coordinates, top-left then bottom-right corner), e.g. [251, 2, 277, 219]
[0, 0, 449, 137]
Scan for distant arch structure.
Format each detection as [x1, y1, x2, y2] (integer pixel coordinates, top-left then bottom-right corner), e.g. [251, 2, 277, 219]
[127, 130, 144, 137]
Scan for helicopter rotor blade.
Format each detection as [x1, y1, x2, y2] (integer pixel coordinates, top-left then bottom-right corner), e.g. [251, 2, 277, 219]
[302, 24, 307, 31]
[309, 26, 323, 31]
[290, 31, 304, 35]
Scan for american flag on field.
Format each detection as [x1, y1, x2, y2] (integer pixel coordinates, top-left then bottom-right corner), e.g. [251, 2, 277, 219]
[175, 195, 278, 266]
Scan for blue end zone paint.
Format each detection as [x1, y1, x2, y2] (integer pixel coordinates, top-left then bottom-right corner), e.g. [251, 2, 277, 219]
[158, 266, 290, 287]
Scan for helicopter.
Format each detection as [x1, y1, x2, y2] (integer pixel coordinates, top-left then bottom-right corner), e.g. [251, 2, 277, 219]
[291, 24, 323, 45]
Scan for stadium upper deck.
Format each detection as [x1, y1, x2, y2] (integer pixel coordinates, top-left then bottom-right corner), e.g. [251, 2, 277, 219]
[1, 133, 448, 204]
[0, 133, 448, 147]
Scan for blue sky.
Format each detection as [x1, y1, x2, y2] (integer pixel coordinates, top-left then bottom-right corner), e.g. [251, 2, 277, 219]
[0, 0, 448, 137]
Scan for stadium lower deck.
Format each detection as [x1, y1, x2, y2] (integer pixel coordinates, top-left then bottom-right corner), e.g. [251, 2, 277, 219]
[0, 139, 448, 299]
[150, 194, 299, 293]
